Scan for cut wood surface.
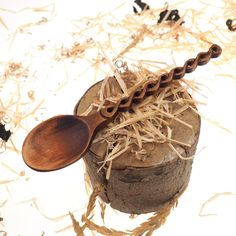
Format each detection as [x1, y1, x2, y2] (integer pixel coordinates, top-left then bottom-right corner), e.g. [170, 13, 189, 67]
[74, 77, 201, 214]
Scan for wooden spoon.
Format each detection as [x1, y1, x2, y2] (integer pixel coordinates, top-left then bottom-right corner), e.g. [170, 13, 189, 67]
[22, 44, 222, 171]
[22, 113, 110, 171]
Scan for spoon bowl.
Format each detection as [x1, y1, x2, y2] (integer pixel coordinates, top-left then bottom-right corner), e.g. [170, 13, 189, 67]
[23, 115, 94, 171]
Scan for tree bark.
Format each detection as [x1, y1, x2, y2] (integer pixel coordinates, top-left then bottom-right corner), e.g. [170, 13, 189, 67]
[74, 78, 201, 214]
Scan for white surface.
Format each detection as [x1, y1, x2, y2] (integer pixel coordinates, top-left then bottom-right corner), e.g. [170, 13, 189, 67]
[0, 0, 236, 235]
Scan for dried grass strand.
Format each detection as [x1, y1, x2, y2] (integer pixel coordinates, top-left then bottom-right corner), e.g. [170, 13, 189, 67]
[168, 143, 194, 160]
[199, 192, 235, 217]
[83, 185, 103, 220]
[69, 212, 85, 236]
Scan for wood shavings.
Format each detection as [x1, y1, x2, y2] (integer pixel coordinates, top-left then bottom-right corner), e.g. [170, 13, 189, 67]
[83, 184, 103, 220]
[62, 0, 229, 89]
[70, 183, 180, 236]
[69, 185, 128, 236]
[3, 62, 28, 80]
[203, 116, 232, 133]
[99, 201, 106, 224]
[17, 16, 49, 33]
[0, 3, 54, 14]
[129, 200, 176, 236]
[32, 198, 71, 221]
[0, 60, 45, 153]
[115, 24, 150, 59]
[189, 106, 232, 133]
[168, 143, 194, 160]
[59, 39, 95, 60]
[69, 212, 85, 236]
[199, 192, 235, 217]
[98, 43, 129, 97]
[0, 162, 24, 179]
[60, 42, 85, 58]
[93, 79, 195, 170]
[0, 16, 8, 30]
[71, 3, 204, 84]
[105, 161, 112, 180]
[81, 218, 126, 236]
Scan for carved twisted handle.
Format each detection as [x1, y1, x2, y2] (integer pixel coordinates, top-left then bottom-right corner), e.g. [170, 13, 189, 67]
[100, 44, 222, 118]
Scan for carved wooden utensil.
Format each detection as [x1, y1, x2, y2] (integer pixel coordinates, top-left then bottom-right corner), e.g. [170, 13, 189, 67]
[22, 44, 222, 171]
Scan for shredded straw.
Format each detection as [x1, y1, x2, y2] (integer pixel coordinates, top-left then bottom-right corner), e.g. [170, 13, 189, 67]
[89, 75, 197, 175]
[199, 192, 235, 217]
[69, 184, 180, 236]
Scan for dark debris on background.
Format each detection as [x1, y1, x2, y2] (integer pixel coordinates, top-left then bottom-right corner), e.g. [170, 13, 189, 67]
[226, 18, 236, 31]
[0, 123, 11, 142]
[133, 0, 150, 14]
[132, 1, 184, 26]
[158, 9, 184, 25]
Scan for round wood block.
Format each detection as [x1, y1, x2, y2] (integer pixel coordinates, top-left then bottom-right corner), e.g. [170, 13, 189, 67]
[74, 78, 201, 214]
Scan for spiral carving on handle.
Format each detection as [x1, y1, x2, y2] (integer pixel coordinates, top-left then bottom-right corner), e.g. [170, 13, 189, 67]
[100, 44, 222, 119]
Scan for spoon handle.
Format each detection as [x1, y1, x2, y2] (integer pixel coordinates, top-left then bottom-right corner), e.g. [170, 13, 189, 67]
[100, 44, 222, 118]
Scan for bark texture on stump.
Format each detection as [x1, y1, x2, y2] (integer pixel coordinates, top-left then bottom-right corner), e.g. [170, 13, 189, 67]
[74, 77, 201, 214]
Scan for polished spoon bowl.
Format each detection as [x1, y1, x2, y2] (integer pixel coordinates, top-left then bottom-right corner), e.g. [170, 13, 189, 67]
[22, 44, 222, 171]
[22, 112, 109, 171]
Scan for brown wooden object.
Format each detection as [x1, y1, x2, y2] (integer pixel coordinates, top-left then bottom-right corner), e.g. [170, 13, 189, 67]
[75, 79, 201, 214]
[22, 44, 221, 172]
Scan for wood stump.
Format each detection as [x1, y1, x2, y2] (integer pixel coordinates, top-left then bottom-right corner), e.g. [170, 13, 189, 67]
[74, 77, 201, 214]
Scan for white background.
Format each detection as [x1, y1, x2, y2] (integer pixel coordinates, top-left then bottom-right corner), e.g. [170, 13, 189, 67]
[0, 0, 236, 235]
